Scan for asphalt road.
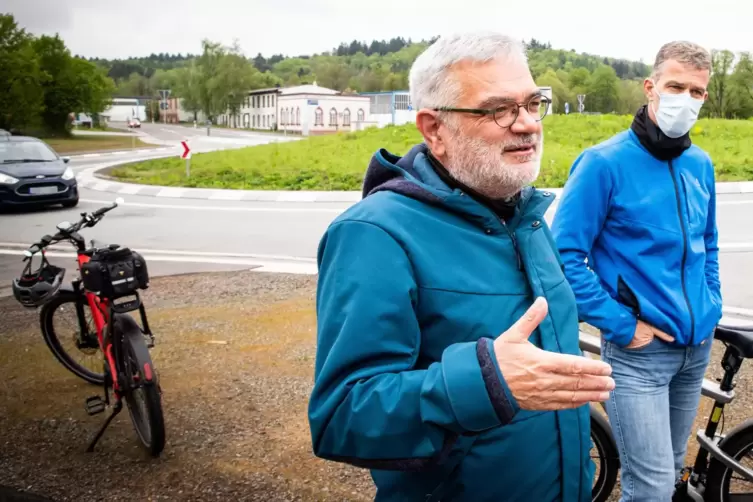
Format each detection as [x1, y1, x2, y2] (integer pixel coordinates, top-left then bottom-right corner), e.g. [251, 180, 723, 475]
[0, 123, 751, 319]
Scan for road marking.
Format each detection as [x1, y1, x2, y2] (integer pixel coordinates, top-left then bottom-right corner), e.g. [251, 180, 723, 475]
[718, 200, 753, 205]
[118, 185, 142, 195]
[719, 242, 753, 250]
[0, 243, 315, 263]
[78, 198, 346, 213]
[156, 187, 184, 198]
[0, 249, 317, 275]
[723, 306, 753, 318]
[209, 191, 244, 201]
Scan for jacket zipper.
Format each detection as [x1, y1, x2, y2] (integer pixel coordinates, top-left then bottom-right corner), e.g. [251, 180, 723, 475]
[501, 220, 523, 270]
[668, 159, 695, 344]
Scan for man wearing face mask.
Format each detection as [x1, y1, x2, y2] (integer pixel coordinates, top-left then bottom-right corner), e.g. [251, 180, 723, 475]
[552, 41, 722, 501]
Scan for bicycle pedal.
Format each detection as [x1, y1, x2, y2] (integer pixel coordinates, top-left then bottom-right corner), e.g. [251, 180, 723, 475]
[85, 396, 106, 416]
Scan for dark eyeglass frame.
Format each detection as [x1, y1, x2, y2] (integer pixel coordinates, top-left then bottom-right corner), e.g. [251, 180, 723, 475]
[432, 94, 552, 128]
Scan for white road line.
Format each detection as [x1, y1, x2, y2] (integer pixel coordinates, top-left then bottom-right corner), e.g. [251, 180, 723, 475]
[208, 191, 244, 201]
[155, 187, 184, 198]
[719, 242, 753, 250]
[78, 198, 346, 213]
[718, 200, 753, 205]
[117, 185, 143, 195]
[724, 306, 753, 318]
[0, 249, 317, 274]
[0, 243, 315, 263]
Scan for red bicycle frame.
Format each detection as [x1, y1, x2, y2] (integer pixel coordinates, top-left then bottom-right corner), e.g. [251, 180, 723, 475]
[74, 251, 122, 395]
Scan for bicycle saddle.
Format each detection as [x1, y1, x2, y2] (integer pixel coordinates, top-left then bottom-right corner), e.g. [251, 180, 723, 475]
[714, 324, 753, 358]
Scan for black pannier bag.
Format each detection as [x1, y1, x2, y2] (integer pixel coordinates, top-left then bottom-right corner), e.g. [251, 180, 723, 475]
[81, 246, 149, 298]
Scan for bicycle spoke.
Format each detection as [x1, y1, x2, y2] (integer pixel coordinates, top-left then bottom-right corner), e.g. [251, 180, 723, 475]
[53, 305, 101, 375]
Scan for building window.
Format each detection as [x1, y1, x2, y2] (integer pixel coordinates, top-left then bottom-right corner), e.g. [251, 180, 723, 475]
[357, 109, 365, 121]
[315, 107, 323, 126]
[343, 108, 351, 126]
[253, 115, 256, 128]
[271, 95, 275, 107]
[329, 108, 337, 126]
[296, 107, 300, 125]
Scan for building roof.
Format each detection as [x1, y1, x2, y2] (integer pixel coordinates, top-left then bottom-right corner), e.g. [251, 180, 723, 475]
[248, 82, 341, 97]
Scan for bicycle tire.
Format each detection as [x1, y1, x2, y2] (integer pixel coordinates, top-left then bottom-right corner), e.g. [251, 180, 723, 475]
[590, 406, 620, 502]
[39, 291, 105, 385]
[704, 418, 753, 502]
[115, 314, 165, 457]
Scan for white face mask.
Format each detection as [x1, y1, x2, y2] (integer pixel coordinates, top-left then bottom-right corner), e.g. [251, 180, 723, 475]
[650, 82, 704, 138]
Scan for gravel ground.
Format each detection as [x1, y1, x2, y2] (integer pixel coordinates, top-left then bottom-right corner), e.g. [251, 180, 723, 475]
[0, 270, 373, 502]
[1, 269, 752, 502]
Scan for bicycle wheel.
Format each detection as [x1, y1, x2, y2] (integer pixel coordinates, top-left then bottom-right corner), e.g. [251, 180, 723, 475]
[115, 314, 165, 457]
[40, 291, 105, 385]
[704, 419, 753, 502]
[590, 406, 620, 502]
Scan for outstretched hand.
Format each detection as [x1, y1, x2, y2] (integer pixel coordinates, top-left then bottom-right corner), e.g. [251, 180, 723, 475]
[493, 297, 615, 411]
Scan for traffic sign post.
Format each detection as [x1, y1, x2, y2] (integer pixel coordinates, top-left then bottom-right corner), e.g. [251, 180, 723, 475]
[181, 140, 191, 178]
[158, 89, 171, 124]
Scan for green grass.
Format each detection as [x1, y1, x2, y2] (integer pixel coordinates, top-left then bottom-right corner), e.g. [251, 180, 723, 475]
[109, 114, 753, 190]
[43, 135, 150, 155]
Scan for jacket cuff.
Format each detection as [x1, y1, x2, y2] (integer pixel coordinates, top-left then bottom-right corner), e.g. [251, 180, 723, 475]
[441, 340, 512, 432]
[478, 337, 519, 425]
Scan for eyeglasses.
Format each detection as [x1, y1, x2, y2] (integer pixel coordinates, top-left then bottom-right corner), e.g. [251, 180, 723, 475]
[432, 94, 551, 128]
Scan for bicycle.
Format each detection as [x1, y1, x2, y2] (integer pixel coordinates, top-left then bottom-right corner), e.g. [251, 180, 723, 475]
[11, 198, 166, 457]
[580, 323, 753, 502]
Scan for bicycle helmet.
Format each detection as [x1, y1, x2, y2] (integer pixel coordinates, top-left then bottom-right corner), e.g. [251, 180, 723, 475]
[12, 254, 65, 308]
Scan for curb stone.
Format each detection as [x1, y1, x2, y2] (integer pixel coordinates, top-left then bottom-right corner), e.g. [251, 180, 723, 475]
[76, 159, 753, 203]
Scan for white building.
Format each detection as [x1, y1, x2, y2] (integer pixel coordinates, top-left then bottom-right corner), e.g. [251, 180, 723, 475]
[362, 86, 555, 128]
[217, 83, 373, 136]
[361, 91, 416, 128]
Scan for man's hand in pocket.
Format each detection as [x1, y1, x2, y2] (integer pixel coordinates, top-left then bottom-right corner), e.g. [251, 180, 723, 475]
[626, 320, 675, 349]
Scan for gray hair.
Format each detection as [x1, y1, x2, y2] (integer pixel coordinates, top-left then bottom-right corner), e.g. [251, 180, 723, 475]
[409, 31, 528, 111]
[652, 41, 712, 79]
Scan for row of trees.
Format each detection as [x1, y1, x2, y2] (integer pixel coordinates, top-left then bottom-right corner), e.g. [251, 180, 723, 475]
[0, 14, 114, 134]
[99, 36, 753, 121]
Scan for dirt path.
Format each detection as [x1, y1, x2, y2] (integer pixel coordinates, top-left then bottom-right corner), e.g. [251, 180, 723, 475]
[1, 270, 752, 502]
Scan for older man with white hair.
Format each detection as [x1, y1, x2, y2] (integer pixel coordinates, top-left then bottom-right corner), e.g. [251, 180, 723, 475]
[307, 31, 614, 502]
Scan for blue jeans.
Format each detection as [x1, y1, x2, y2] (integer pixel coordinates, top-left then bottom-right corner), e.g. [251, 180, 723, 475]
[601, 335, 713, 502]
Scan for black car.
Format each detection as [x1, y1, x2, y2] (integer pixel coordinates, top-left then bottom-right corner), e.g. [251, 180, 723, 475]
[0, 136, 78, 209]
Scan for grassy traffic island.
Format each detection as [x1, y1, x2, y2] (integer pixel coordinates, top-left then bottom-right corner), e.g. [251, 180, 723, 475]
[43, 134, 151, 155]
[108, 115, 753, 191]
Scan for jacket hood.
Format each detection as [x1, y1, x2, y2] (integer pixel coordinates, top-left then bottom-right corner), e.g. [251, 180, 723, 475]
[360, 143, 553, 233]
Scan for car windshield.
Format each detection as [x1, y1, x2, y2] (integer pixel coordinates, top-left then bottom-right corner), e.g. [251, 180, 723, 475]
[0, 141, 58, 163]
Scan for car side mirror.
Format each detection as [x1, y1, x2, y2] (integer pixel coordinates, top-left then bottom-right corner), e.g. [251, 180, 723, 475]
[62, 157, 70, 164]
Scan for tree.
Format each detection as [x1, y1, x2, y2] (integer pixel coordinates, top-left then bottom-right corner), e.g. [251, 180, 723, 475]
[586, 65, 620, 113]
[706, 49, 735, 118]
[32, 34, 115, 134]
[0, 14, 44, 131]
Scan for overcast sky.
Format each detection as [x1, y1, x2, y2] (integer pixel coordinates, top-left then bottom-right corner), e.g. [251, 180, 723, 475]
[4, 0, 751, 64]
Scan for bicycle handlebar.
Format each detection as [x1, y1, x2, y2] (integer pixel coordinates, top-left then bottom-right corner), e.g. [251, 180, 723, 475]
[24, 198, 122, 258]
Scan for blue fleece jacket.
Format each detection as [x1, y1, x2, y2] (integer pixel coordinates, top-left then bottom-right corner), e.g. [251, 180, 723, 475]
[308, 144, 594, 502]
[551, 129, 723, 347]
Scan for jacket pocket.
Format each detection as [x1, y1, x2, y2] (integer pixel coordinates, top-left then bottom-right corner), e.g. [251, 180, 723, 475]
[680, 172, 710, 235]
[616, 275, 641, 318]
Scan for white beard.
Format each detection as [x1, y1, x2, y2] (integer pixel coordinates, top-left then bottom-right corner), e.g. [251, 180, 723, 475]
[443, 130, 543, 200]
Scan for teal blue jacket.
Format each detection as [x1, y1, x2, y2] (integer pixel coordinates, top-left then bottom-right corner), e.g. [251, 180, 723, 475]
[308, 144, 593, 502]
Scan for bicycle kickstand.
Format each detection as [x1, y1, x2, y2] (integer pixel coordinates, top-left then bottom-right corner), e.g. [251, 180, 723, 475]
[85, 399, 123, 453]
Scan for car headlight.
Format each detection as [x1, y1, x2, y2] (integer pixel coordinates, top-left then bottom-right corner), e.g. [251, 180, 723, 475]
[62, 167, 75, 181]
[0, 172, 19, 184]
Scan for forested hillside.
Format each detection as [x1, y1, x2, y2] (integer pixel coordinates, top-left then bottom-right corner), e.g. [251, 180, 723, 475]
[87, 36, 753, 120]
